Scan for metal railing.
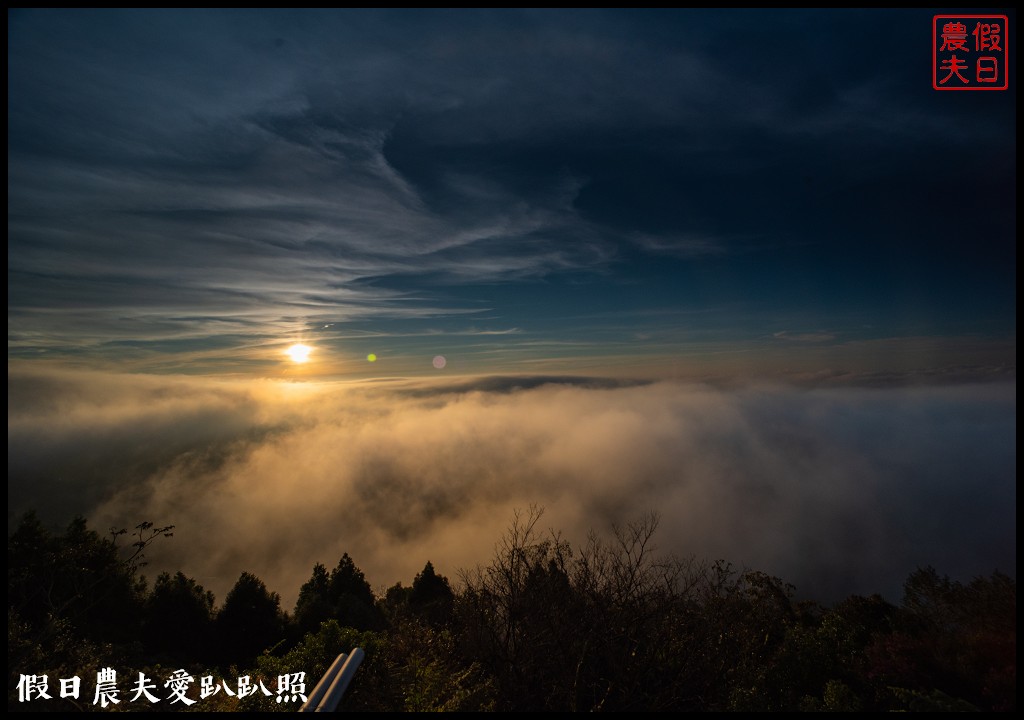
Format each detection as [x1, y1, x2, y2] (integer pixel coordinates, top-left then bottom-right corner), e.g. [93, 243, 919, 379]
[298, 648, 365, 712]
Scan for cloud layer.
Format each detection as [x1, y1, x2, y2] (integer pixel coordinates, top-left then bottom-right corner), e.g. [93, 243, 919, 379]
[8, 368, 1015, 607]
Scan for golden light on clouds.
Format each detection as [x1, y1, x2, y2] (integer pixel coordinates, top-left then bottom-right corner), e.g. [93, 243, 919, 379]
[7, 366, 1016, 610]
[285, 343, 313, 363]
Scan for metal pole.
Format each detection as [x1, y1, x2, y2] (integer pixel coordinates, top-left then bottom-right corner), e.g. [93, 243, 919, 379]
[299, 653, 347, 713]
[314, 647, 365, 712]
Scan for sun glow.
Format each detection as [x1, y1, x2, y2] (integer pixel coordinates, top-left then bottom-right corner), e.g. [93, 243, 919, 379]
[285, 343, 313, 363]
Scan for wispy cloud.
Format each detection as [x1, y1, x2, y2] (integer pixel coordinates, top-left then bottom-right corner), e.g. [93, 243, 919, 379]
[8, 9, 1014, 373]
[628, 232, 727, 257]
[773, 330, 837, 343]
[9, 13, 626, 362]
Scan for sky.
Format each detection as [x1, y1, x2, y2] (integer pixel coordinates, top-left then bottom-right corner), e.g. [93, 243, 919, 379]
[7, 9, 1016, 606]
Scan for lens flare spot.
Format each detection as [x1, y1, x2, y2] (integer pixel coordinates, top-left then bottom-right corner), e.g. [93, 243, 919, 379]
[432, 355, 447, 369]
[285, 344, 313, 363]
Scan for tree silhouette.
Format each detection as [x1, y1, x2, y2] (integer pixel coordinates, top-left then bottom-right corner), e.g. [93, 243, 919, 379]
[143, 571, 216, 664]
[294, 562, 334, 636]
[7, 508, 1016, 712]
[865, 567, 1016, 711]
[409, 561, 455, 627]
[8, 513, 148, 646]
[216, 571, 284, 665]
[7, 512, 172, 711]
[293, 553, 383, 635]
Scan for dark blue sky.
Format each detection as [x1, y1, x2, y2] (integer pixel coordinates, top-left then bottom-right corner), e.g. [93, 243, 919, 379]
[8, 9, 1016, 379]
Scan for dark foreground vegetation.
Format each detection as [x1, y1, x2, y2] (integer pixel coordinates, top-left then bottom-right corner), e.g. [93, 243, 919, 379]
[8, 508, 1015, 712]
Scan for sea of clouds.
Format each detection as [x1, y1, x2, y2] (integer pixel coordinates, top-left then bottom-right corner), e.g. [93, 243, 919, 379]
[8, 367, 1015, 607]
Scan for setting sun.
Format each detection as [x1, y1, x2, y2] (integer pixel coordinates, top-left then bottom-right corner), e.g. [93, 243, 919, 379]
[285, 343, 313, 363]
